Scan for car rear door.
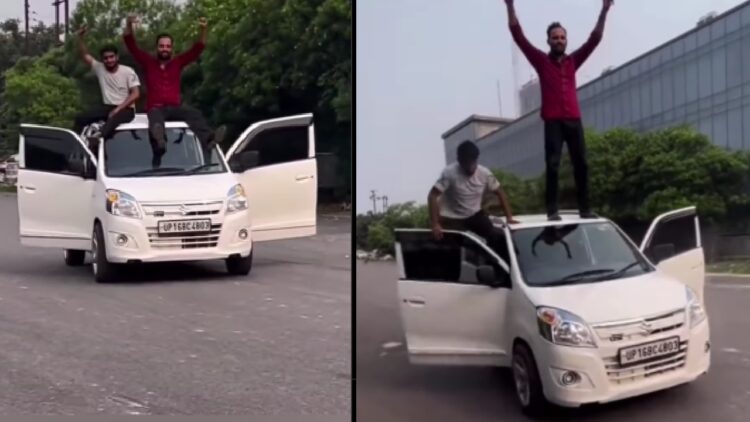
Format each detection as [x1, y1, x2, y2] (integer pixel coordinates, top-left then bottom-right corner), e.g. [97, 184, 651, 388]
[17, 125, 97, 250]
[394, 229, 512, 366]
[640, 206, 705, 302]
[225, 114, 317, 242]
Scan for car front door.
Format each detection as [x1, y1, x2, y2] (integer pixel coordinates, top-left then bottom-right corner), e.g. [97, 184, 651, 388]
[640, 206, 705, 303]
[395, 229, 512, 366]
[17, 125, 97, 250]
[225, 114, 317, 242]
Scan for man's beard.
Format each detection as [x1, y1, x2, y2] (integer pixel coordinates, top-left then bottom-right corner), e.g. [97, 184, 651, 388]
[158, 52, 172, 60]
[105, 63, 118, 70]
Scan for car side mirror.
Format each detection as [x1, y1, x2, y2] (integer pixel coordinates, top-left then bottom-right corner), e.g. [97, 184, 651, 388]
[68, 157, 85, 177]
[230, 150, 260, 172]
[652, 243, 676, 264]
[477, 265, 509, 288]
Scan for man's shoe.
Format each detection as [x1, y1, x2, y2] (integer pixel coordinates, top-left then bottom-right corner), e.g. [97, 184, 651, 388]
[548, 213, 562, 221]
[150, 122, 167, 151]
[580, 210, 597, 219]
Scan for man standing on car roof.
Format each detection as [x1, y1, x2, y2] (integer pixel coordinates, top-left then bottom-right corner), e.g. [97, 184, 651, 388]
[123, 15, 225, 160]
[504, 0, 613, 221]
[73, 25, 140, 150]
[429, 141, 520, 253]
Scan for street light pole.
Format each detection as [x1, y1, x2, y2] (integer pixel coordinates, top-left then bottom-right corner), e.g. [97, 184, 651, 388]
[24, 0, 29, 54]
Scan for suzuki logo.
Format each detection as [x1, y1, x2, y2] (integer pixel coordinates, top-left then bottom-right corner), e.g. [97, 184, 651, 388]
[179, 205, 190, 216]
[639, 321, 654, 335]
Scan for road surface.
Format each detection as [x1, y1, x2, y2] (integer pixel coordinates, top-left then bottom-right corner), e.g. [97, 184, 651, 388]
[357, 261, 750, 421]
[0, 195, 351, 416]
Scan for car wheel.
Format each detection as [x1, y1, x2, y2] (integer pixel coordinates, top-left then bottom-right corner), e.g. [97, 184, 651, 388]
[64, 249, 86, 266]
[512, 342, 551, 418]
[92, 223, 117, 283]
[225, 252, 253, 276]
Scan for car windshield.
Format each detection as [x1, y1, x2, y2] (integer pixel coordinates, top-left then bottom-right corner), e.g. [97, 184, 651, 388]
[510, 222, 654, 287]
[104, 128, 226, 177]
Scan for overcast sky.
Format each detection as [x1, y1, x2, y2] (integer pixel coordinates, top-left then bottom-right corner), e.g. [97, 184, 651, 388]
[356, 0, 746, 213]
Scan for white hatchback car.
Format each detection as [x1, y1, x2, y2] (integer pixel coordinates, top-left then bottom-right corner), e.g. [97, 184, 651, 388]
[394, 208, 709, 415]
[16, 113, 318, 282]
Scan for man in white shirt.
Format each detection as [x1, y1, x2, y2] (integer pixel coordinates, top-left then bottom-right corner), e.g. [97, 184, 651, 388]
[429, 141, 520, 247]
[73, 25, 141, 147]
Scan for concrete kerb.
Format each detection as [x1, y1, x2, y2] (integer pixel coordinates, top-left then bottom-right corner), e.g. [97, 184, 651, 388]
[707, 273, 750, 280]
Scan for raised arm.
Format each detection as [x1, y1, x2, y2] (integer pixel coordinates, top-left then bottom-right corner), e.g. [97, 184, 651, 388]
[122, 15, 151, 66]
[176, 17, 208, 67]
[504, 0, 545, 68]
[75, 26, 94, 66]
[571, 0, 613, 69]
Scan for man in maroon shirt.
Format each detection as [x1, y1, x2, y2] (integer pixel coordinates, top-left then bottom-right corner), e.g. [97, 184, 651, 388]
[123, 15, 224, 161]
[505, 0, 613, 221]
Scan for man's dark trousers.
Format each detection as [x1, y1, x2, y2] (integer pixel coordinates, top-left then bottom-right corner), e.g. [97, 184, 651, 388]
[544, 119, 590, 216]
[147, 105, 213, 148]
[73, 105, 135, 139]
[440, 210, 508, 261]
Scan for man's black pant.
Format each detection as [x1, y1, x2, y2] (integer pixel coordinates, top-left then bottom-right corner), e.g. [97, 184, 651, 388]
[544, 119, 590, 216]
[73, 105, 135, 140]
[147, 105, 214, 148]
[440, 211, 508, 262]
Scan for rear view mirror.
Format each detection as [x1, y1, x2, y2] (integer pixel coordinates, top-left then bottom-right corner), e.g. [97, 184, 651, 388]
[229, 150, 260, 172]
[477, 265, 509, 288]
[652, 243, 676, 264]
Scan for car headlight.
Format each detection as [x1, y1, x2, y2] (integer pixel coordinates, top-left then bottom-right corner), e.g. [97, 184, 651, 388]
[537, 307, 597, 348]
[226, 184, 248, 214]
[106, 189, 141, 219]
[686, 287, 706, 329]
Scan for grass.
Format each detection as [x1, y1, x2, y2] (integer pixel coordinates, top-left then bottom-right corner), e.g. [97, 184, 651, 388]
[707, 260, 750, 274]
[0, 184, 16, 193]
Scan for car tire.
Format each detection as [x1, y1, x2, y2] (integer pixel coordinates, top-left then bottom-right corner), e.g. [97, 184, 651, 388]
[512, 342, 552, 418]
[64, 249, 86, 266]
[225, 252, 253, 276]
[92, 223, 117, 283]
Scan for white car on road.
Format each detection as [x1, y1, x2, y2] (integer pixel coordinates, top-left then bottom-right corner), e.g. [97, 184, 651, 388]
[394, 208, 709, 415]
[16, 113, 318, 282]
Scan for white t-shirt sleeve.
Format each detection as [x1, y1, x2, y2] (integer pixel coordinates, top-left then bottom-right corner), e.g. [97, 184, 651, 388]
[433, 167, 452, 192]
[485, 169, 501, 191]
[126, 68, 141, 88]
[91, 60, 104, 76]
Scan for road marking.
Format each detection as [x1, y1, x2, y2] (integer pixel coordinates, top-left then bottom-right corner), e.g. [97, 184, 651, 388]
[723, 348, 741, 353]
[382, 342, 402, 350]
[710, 283, 750, 290]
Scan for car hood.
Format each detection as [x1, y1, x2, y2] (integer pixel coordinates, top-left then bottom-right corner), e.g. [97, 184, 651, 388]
[105, 172, 237, 203]
[523, 271, 688, 324]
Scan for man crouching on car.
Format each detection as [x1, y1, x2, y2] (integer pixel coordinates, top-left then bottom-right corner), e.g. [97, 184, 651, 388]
[429, 140, 520, 250]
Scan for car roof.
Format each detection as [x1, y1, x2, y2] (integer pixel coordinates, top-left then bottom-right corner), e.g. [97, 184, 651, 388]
[490, 212, 609, 229]
[114, 113, 189, 131]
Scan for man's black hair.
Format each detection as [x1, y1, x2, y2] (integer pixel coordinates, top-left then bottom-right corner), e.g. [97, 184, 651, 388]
[547, 22, 566, 38]
[155, 33, 173, 44]
[99, 45, 118, 56]
[456, 140, 479, 163]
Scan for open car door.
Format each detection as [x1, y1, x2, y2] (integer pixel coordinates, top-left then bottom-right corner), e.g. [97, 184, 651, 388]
[225, 114, 317, 242]
[394, 229, 513, 367]
[17, 125, 97, 250]
[640, 206, 705, 303]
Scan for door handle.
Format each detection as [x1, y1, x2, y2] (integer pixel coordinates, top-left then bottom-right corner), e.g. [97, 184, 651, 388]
[403, 298, 426, 307]
[22, 185, 36, 192]
[295, 175, 314, 182]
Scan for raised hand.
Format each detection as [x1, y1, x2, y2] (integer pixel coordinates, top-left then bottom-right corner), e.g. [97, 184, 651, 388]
[198, 17, 208, 29]
[76, 25, 87, 37]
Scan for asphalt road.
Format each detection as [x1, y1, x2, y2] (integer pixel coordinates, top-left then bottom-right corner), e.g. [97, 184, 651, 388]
[356, 261, 750, 421]
[0, 195, 351, 416]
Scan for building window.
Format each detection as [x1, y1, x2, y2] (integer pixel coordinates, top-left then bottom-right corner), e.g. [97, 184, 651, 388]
[673, 64, 687, 106]
[710, 18, 726, 41]
[697, 26, 711, 47]
[727, 10, 741, 33]
[712, 46, 727, 94]
[713, 112, 728, 148]
[661, 71, 674, 110]
[728, 40, 742, 88]
[699, 55, 712, 98]
[728, 107, 742, 150]
[686, 60, 699, 102]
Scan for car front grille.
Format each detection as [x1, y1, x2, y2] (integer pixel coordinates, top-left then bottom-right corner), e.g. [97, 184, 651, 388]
[592, 309, 686, 344]
[141, 200, 224, 217]
[147, 224, 222, 249]
[603, 340, 688, 385]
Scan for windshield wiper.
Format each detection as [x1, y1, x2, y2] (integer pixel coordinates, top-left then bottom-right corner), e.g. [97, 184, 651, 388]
[182, 163, 221, 175]
[543, 268, 616, 286]
[596, 261, 644, 281]
[119, 167, 185, 177]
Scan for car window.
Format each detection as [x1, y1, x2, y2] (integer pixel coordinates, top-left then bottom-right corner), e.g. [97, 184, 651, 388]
[239, 125, 309, 167]
[645, 215, 698, 262]
[24, 130, 85, 174]
[399, 231, 509, 285]
[105, 128, 226, 177]
[511, 222, 653, 287]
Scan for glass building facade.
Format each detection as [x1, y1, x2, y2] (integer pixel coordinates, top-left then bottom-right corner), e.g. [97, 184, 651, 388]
[452, 2, 750, 178]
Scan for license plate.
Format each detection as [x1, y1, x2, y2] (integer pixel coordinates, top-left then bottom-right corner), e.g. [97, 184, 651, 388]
[618, 336, 680, 366]
[158, 219, 212, 234]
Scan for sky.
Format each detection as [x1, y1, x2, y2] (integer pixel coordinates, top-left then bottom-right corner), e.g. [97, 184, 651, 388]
[356, 0, 747, 214]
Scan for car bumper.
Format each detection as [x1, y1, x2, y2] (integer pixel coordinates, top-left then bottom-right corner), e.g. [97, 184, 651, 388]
[102, 210, 252, 263]
[533, 320, 710, 407]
